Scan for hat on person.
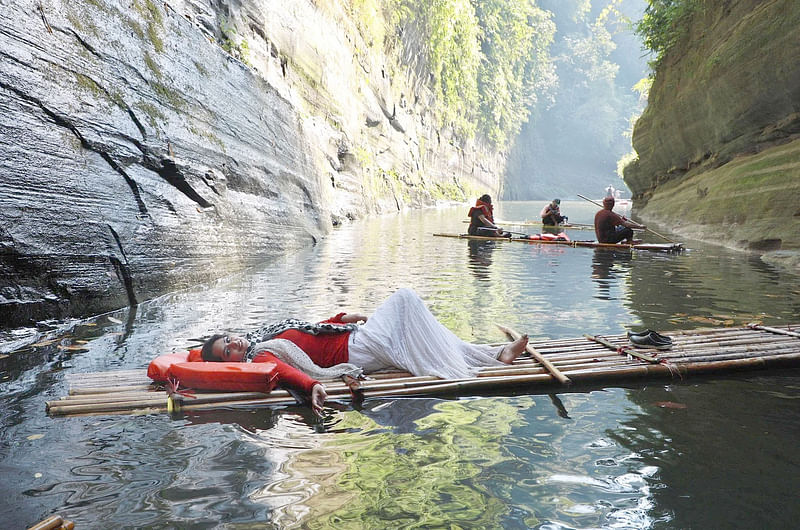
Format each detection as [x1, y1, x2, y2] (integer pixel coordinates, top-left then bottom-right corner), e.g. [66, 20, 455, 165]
[603, 197, 615, 208]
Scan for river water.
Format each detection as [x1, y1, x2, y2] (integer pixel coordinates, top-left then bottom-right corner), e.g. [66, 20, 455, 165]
[1, 200, 799, 529]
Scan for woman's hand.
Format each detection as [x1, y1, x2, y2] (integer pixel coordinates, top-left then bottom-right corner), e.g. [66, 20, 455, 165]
[340, 313, 368, 323]
[311, 383, 328, 416]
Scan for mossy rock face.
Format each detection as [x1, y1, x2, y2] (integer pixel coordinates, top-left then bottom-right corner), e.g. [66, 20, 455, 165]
[628, 0, 800, 192]
[625, 0, 800, 258]
[636, 139, 800, 261]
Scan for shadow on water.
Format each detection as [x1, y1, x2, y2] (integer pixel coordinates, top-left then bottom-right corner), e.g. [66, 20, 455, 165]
[1, 201, 799, 528]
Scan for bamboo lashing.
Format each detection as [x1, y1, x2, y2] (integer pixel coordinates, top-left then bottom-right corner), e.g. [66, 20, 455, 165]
[496, 324, 571, 384]
[584, 334, 661, 363]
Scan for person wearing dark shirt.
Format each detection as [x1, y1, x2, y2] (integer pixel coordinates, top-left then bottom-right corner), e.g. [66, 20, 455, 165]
[467, 194, 510, 237]
[594, 197, 645, 244]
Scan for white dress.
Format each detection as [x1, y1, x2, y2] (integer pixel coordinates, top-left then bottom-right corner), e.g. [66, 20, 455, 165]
[346, 288, 505, 379]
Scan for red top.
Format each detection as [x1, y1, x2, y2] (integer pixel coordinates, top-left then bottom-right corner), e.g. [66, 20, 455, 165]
[594, 209, 625, 243]
[250, 313, 353, 394]
[468, 200, 494, 223]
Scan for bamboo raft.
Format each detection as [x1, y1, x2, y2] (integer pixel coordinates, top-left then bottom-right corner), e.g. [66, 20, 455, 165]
[435, 233, 684, 252]
[45, 324, 800, 418]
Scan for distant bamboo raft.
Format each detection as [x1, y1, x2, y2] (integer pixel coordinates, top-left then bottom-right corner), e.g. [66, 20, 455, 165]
[435, 232, 683, 252]
[46, 323, 800, 417]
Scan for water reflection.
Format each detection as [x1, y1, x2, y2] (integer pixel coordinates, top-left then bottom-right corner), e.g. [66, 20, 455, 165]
[1, 202, 799, 528]
[591, 248, 633, 300]
[467, 239, 497, 281]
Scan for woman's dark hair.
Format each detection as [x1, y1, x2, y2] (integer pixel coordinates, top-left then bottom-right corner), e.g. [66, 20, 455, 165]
[480, 194, 491, 203]
[201, 333, 227, 361]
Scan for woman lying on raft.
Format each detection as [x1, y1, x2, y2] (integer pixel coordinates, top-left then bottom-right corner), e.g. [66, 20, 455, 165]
[201, 288, 529, 416]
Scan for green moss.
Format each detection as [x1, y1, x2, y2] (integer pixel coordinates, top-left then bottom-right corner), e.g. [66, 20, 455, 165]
[132, 0, 165, 53]
[219, 17, 250, 66]
[642, 140, 800, 249]
[74, 72, 103, 97]
[109, 89, 126, 108]
[430, 180, 467, 201]
[127, 19, 145, 40]
[74, 73, 126, 110]
[143, 52, 163, 79]
[354, 146, 374, 167]
[151, 81, 186, 110]
[147, 22, 165, 53]
[188, 124, 226, 152]
[135, 101, 167, 128]
[193, 61, 208, 76]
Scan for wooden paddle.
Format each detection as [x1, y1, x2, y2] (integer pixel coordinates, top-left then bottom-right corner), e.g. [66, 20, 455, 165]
[576, 194, 677, 244]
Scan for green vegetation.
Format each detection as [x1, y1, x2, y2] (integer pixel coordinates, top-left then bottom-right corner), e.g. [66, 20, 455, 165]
[143, 52, 163, 80]
[189, 124, 225, 151]
[354, 1, 555, 149]
[132, 0, 165, 52]
[219, 17, 251, 66]
[151, 81, 187, 110]
[635, 0, 700, 68]
[135, 101, 167, 128]
[473, 1, 554, 146]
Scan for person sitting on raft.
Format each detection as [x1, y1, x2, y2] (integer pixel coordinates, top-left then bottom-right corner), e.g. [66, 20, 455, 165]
[201, 288, 529, 416]
[468, 194, 511, 237]
[594, 196, 645, 244]
[540, 199, 567, 226]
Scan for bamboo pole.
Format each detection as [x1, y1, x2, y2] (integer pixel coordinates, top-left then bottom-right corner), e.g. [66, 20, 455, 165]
[749, 324, 800, 339]
[27, 515, 63, 530]
[496, 324, 571, 385]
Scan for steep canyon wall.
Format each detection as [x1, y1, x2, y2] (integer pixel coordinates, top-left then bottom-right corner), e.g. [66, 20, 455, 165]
[624, 0, 800, 266]
[0, 0, 503, 327]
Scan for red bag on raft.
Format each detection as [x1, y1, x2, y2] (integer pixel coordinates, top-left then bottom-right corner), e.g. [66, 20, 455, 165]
[147, 352, 279, 393]
[528, 232, 570, 241]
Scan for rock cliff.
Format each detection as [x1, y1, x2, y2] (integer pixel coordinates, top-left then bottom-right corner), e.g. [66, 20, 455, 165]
[624, 0, 800, 267]
[0, 0, 503, 327]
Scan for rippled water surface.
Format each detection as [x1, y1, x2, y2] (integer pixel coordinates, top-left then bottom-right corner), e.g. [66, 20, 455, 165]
[2, 201, 799, 528]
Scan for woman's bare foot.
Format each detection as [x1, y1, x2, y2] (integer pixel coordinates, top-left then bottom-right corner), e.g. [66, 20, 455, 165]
[499, 334, 528, 364]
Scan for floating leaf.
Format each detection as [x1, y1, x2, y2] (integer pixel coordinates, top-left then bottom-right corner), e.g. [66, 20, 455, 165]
[107, 316, 123, 324]
[34, 472, 42, 478]
[654, 401, 687, 409]
[688, 316, 721, 324]
[27, 434, 45, 441]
